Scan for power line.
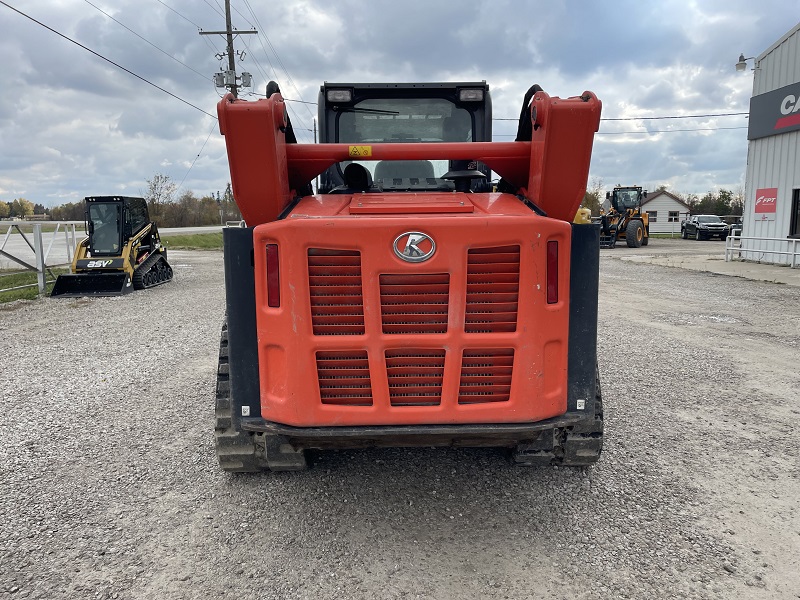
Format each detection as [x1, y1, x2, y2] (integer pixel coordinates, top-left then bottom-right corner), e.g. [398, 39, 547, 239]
[84, 0, 208, 81]
[494, 111, 749, 122]
[176, 121, 219, 193]
[596, 126, 748, 135]
[602, 112, 748, 121]
[154, 0, 223, 55]
[1, 0, 216, 119]
[240, 0, 316, 122]
[154, 0, 202, 29]
[202, 0, 225, 19]
[493, 125, 749, 137]
[236, 0, 315, 142]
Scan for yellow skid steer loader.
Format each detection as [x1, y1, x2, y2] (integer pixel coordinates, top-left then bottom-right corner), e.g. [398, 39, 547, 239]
[51, 196, 172, 297]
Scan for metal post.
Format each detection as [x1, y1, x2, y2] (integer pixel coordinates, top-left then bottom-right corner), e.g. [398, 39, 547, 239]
[33, 224, 46, 296]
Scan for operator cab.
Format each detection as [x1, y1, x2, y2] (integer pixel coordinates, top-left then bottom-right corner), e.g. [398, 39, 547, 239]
[317, 82, 492, 194]
[85, 196, 151, 256]
[608, 187, 646, 212]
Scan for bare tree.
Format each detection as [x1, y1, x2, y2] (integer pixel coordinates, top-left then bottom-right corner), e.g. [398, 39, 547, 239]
[581, 177, 604, 216]
[144, 173, 176, 221]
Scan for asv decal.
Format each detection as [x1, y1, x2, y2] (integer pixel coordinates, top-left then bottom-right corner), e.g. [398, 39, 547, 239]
[86, 260, 114, 268]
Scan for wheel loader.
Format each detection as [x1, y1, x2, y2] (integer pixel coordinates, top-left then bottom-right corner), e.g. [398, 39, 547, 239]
[51, 196, 172, 297]
[594, 185, 649, 248]
[214, 81, 603, 471]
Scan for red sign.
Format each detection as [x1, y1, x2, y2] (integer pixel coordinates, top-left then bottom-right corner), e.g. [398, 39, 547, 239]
[754, 188, 778, 213]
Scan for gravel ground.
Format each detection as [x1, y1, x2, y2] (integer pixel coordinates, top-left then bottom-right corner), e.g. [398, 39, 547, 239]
[1, 245, 798, 599]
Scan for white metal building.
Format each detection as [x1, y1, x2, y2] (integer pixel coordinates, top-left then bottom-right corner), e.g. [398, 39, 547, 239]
[741, 22, 800, 265]
[641, 190, 692, 235]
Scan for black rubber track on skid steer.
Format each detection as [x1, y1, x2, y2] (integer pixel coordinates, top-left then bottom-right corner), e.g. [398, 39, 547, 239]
[132, 253, 173, 290]
[512, 370, 604, 467]
[215, 322, 309, 472]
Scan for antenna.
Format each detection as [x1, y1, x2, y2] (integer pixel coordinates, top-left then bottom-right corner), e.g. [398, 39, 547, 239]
[199, 0, 256, 98]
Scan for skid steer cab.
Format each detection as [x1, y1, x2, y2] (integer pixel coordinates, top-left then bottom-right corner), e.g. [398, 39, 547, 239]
[51, 196, 173, 297]
[214, 81, 604, 471]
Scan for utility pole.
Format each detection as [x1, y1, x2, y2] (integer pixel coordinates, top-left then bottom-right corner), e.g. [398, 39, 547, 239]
[199, 0, 256, 98]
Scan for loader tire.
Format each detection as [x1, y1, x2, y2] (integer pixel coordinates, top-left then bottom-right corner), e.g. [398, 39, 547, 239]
[512, 368, 603, 467]
[626, 220, 644, 248]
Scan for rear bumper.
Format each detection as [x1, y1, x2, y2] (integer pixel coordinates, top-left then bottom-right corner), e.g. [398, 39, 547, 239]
[240, 412, 585, 449]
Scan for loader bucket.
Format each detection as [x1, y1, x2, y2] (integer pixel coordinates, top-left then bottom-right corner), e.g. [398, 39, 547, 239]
[50, 273, 133, 297]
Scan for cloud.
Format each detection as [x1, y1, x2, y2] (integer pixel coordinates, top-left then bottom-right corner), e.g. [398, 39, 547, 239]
[0, 0, 798, 207]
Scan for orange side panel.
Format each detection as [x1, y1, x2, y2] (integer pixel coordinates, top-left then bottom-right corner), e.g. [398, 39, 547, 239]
[251, 196, 572, 427]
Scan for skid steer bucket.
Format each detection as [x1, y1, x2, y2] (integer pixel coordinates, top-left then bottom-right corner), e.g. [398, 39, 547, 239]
[50, 273, 133, 297]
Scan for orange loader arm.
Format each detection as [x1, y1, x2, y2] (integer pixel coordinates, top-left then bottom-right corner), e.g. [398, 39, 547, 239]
[217, 90, 601, 224]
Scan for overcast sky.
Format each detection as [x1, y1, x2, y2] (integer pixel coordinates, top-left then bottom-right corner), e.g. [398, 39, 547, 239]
[1, 0, 798, 207]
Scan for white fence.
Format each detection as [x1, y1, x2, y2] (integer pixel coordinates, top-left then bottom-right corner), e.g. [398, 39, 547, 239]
[725, 234, 800, 268]
[0, 223, 80, 296]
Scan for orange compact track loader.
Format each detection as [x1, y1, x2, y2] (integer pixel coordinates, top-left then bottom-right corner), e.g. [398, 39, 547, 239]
[215, 81, 603, 471]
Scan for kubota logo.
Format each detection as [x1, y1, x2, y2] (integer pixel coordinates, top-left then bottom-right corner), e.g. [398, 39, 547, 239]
[393, 232, 435, 263]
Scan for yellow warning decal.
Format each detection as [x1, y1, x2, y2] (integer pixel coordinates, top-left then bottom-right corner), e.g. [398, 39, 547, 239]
[348, 145, 372, 158]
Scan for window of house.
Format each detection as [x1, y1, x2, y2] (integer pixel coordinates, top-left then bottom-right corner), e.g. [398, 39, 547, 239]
[791, 189, 800, 238]
[648, 211, 657, 222]
[668, 211, 679, 222]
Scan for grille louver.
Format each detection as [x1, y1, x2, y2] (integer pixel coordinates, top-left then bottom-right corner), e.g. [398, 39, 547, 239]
[316, 351, 373, 405]
[458, 349, 514, 404]
[386, 349, 446, 406]
[380, 273, 449, 334]
[308, 249, 365, 336]
[465, 246, 520, 333]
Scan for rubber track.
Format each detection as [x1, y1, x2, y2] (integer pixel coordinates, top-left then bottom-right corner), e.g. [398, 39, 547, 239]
[132, 253, 173, 290]
[513, 370, 604, 467]
[214, 322, 270, 472]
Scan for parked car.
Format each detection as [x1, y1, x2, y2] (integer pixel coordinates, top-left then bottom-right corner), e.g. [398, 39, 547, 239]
[681, 215, 730, 240]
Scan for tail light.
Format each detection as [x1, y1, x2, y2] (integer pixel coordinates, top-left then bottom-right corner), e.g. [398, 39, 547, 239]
[266, 244, 280, 307]
[546, 240, 558, 304]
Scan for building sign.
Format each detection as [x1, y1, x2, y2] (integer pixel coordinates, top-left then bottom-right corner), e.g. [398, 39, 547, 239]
[754, 187, 777, 221]
[748, 82, 800, 140]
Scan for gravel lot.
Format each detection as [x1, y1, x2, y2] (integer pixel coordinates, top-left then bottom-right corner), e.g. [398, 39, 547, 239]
[1, 243, 798, 599]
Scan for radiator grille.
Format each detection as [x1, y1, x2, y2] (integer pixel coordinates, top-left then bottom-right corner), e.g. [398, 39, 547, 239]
[380, 273, 449, 334]
[316, 351, 373, 405]
[465, 246, 520, 333]
[308, 249, 365, 336]
[458, 349, 514, 404]
[386, 349, 446, 406]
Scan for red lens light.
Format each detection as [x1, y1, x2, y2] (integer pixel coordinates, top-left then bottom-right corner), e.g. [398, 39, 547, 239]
[547, 240, 558, 304]
[266, 244, 280, 307]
